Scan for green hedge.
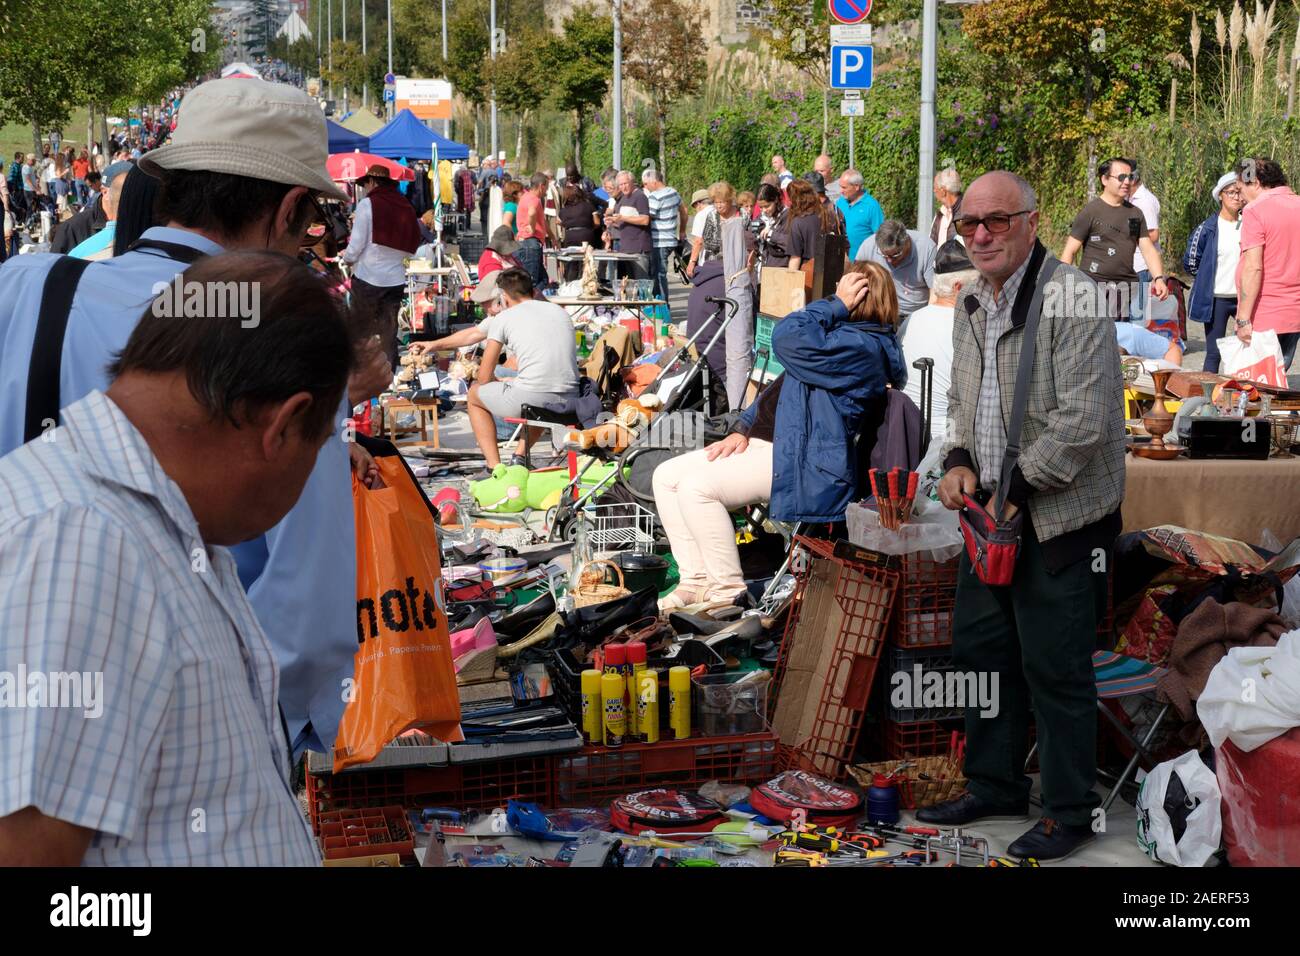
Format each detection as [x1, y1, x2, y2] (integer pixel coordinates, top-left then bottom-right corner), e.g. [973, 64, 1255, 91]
[576, 77, 1300, 275]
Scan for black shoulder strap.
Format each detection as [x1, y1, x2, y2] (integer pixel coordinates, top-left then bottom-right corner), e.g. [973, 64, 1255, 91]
[22, 239, 209, 443]
[24, 256, 93, 443]
[126, 238, 208, 264]
[994, 254, 1061, 514]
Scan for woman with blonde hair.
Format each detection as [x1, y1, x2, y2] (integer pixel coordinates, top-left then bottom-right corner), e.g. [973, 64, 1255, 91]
[653, 261, 906, 609]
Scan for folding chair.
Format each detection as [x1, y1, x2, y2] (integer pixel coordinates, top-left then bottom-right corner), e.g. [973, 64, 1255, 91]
[1026, 651, 1172, 813]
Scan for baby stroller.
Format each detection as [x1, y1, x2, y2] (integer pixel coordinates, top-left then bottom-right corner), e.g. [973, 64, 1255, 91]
[541, 295, 746, 543]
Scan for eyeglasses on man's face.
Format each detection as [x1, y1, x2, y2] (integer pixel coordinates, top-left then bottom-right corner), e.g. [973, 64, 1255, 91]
[1110, 172, 1137, 183]
[953, 210, 1032, 237]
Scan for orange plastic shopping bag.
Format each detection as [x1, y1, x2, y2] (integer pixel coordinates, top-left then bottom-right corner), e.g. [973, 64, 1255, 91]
[334, 455, 462, 771]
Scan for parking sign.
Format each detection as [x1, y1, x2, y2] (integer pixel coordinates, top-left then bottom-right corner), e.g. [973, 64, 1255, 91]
[830, 45, 874, 89]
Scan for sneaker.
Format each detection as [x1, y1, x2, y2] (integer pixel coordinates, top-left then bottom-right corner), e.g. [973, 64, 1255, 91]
[914, 791, 1030, 826]
[1007, 817, 1095, 862]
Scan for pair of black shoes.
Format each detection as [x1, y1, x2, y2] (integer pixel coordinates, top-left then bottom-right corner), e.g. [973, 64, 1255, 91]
[915, 791, 1095, 861]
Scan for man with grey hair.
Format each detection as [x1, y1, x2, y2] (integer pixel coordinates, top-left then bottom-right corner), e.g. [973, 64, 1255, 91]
[918, 170, 1125, 863]
[835, 168, 883, 258]
[854, 219, 937, 322]
[930, 168, 963, 245]
[815, 154, 840, 204]
[898, 239, 978, 443]
[606, 169, 652, 280]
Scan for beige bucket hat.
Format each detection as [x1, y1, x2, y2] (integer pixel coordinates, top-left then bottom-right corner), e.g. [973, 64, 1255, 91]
[139, 78, 348, 201]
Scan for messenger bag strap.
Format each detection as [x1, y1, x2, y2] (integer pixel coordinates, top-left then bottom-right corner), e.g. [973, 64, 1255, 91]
[23, 255, 93, 443]
[994, 254, 1061, 517]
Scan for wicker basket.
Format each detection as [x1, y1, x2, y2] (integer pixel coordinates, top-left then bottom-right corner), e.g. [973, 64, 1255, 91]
[572, 560, 631, 608]
[848, 753, 967, 810]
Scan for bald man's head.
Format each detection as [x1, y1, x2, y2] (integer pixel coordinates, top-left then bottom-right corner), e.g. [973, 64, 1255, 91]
[958, 171, 1039, 289]
[103, 171, 127, 222]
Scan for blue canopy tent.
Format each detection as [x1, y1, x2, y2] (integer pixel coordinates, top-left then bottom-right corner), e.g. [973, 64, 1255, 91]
[368, 108, 469, 161]
[326, 119, 369, 153]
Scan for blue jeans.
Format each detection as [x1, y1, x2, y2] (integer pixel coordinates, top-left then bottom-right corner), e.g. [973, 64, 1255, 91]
[1280, 332, 1300, 372]
[515, 237, 546, 289]
[1203, 297, 1237, 374]
[650, 245, 674, 305]
[1130, 269, 1151, 322]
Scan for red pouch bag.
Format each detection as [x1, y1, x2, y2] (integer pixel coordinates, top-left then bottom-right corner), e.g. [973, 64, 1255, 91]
[957, 493, 1023, 587]
[750, 770, 864, 828]
[609, 789, 727, 837]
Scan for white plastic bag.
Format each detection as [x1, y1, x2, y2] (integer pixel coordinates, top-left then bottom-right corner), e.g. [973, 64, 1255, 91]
[1135, 750, 1222, 867]
[1217, 329, 1288, 389]
[845, 496, 964, 562]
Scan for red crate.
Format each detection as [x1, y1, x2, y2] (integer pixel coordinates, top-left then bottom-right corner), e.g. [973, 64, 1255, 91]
[769, 537, 899, 780]
[889, 554, 958, 648]
[866, 717, 1037, 766]
[317, 805, 414, 862]
[305, 756, 554, 832]
[553, 733, 779, 805]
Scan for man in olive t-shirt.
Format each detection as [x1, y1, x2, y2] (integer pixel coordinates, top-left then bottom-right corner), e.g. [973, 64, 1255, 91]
[1061, 157, 1169, 320]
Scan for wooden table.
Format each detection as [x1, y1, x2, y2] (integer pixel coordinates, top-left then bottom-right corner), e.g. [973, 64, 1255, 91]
[378, 395, 440, 449]
[1123, 452, 1300, 545]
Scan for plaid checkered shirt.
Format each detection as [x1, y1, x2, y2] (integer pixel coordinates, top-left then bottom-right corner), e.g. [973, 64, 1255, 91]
[943, 250, 1127, 543]
[0, 391, 319, 865]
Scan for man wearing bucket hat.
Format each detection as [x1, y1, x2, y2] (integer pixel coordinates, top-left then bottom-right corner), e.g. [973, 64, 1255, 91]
[477, 224, 521, 279]
[1182, 172, 1246, 373]
[341, 163, 422, 367]
[0, 78, 367, 762]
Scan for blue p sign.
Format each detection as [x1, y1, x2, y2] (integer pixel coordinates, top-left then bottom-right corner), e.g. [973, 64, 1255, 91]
[831, 45, 874, 90]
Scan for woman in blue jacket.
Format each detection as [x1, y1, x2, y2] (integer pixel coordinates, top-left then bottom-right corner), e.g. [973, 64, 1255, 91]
[652, 261, 906, 609]
[1183, 173, 1246, 373]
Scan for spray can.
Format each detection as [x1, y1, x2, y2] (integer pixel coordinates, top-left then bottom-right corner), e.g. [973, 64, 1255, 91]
[638, 669, 660, 744]
[601, 671, 626, 748]
[669, 666, 692, 740]
[625, 642, 647, 739]
[580, 669, 603, 745]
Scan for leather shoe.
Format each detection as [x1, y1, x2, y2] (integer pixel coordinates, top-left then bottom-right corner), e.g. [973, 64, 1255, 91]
[1007, 817, 1095, 862]
[914, 791, 1029, 826]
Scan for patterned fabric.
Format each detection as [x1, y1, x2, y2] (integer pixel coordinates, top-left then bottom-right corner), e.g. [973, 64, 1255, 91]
[970, 255, 1031, 490]
[647, 186, 682, 249]
[0, 391, 319, 866]
[943, 251, 1127, 543]
[1093, 651, 1167, 699]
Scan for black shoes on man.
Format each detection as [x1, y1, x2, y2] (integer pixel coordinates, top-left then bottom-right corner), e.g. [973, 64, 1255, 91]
[915, 791, 1096, 861]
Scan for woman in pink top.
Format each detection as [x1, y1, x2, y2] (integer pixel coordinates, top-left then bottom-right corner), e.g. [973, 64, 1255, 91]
[477, 225, 521, 279]
[1235, 157, 1300, 370]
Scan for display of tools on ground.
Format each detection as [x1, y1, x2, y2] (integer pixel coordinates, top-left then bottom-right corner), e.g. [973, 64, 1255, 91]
[868, 467, 920, 530]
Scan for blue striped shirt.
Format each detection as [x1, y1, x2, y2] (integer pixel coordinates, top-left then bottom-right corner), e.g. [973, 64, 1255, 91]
[647, 186, 682, 249]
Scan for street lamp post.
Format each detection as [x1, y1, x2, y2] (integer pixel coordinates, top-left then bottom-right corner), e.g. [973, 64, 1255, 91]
[916, 0, 937, 233]
[490, 0, 498, 165]
[361, 0, 367, 108]
[327, 0, 334, 102]
[442, 0, 449, 138]
[612, 0, 622, 170]
[343, 0, 349, 115]
[386, 0, 393, 120]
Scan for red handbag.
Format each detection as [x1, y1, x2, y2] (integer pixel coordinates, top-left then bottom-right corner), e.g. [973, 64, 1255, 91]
[958, 493, 1023, 588]
[953, 255, 1060, 588]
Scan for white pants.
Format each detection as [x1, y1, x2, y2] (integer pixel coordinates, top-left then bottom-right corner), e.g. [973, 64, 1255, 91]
[651, 438, 774, 598]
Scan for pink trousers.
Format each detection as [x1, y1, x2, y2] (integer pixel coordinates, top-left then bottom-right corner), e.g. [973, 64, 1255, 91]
[651, 438, 774, 599]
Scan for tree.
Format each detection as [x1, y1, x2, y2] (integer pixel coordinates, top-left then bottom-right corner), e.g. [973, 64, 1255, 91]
[962, 0, 1196, 192]
[540, 4, 614, 171]
[488, 31, 547, 162]
[762, 0, 830, 87]
[623, 0, 705, 179]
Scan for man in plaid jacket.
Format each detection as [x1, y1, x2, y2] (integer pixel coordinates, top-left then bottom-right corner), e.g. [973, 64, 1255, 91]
[915, 171, 1125, 862]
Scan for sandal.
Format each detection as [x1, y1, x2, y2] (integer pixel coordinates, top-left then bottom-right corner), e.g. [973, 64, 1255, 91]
[656, 585, 708, 612]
